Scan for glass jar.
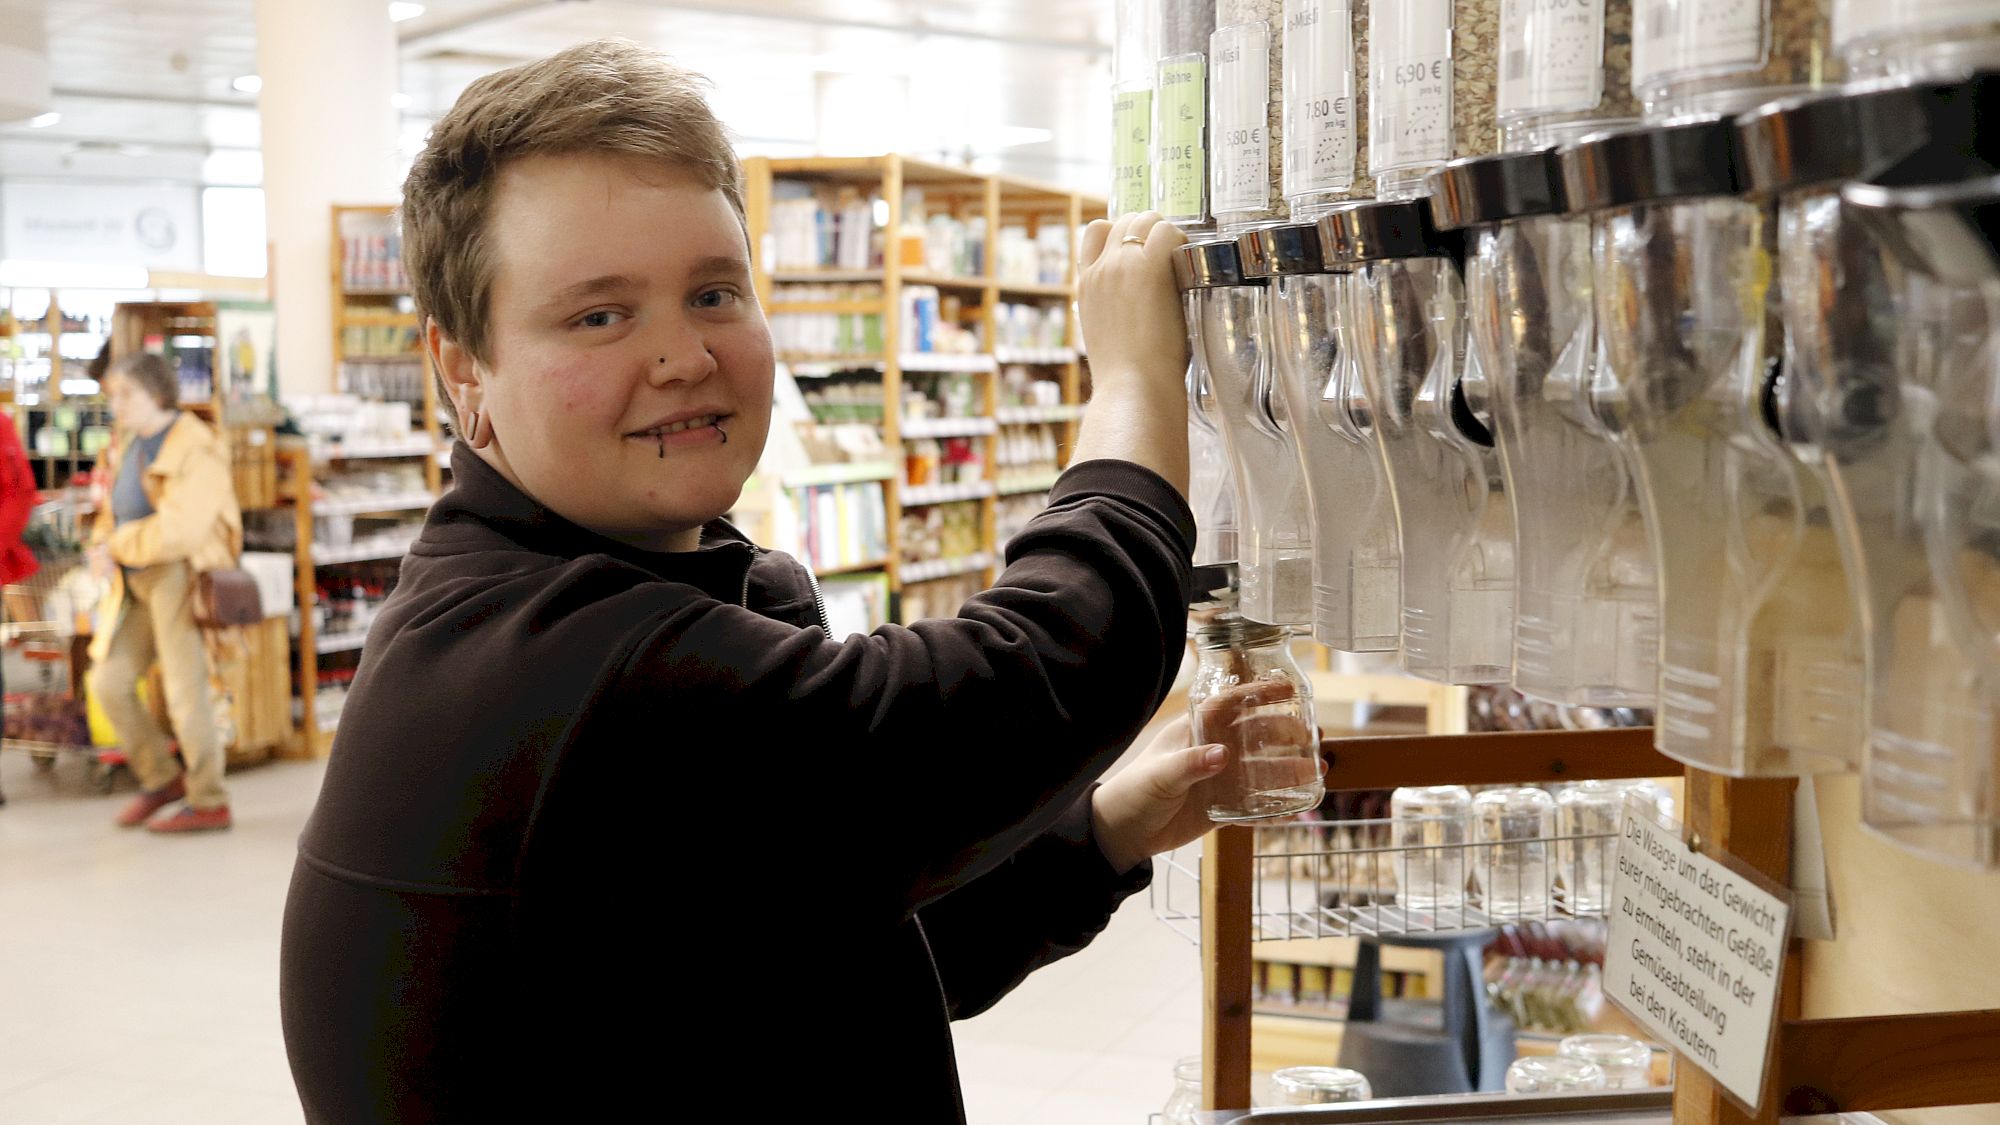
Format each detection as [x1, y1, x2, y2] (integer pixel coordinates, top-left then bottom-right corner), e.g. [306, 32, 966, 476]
[1214, 1, 1288, 231]
[1160, 0, 1220, 226]
[1176, 238, 1316, 625]
[1284, 0, 1372, 214]
[1272, 1066, 1374, 1103]
[1563, 115, 1855, 776]
[1163, 1055, 1204, 1124]
[1840, 175, 2000, 868]
[1327, 200, 1516, 684]
[1835, 0, 2000, 80]
[1391, 784, 1473, 912]
[1555, 780, 1624, 912]
[1434, 149, 1659, 707]
[1631, 0, 1832, 119]
[1246, 221, 1402, 651]
[1560, 1033, 1653, 1088]
[1498, 0, 1641, 151]
[1474, 786, 1557, 916]
[1369, 0, 1504, 200]
[1190, 615, 1323, 821]
[1506, 1054, 1608, 1093]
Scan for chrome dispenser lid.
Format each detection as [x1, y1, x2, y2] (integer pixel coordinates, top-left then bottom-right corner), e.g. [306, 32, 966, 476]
[1558, 115, 1741, 213]
[1428, 149, 1568, 229]
[1316, 199, 1461, 264]
[1238, 222, 1329, 277]
[1841, 175, 2000, 285]
[1737, 75, 2000, 195]
[1173, 239, 1264, 290]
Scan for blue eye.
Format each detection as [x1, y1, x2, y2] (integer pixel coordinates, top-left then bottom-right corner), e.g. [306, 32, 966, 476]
[578, 309, 626, 329]
[695, 289, 739, 309]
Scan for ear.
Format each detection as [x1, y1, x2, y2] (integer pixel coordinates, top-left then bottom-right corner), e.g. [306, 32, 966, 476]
[428, 318, 484, 425]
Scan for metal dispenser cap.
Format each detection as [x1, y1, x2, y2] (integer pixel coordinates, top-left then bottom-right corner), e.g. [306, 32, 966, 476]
[1427, 149, 1568, 230]
[1738, 75, 2000, 195]
[1316, 199, 1462, 265]
[1238, 222, 1328, 277]
[1842, 175, 2000, 285]
[1558, 115, 1741, 213]
[1174, 239, 1264, 290]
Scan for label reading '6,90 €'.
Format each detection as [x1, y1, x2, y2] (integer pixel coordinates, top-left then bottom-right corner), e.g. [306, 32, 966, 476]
[1369, 0, 1452, 175]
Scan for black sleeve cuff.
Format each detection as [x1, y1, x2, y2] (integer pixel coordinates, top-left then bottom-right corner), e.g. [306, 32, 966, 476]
[1045, 459, 1198, 564]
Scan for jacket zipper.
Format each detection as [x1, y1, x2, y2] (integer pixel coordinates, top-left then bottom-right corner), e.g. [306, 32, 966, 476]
[804, 566, 832, 633]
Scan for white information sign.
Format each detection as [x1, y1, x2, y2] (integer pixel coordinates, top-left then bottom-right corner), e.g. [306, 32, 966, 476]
[1604, 807, 1792, 1109]
[1, 179, 202, 271]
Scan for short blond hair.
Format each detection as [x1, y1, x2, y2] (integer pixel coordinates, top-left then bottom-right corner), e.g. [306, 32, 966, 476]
[400, 38, 744, 364]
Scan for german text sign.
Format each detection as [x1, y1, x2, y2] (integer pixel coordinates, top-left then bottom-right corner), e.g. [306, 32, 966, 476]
[1603, 809, 1792, 1109]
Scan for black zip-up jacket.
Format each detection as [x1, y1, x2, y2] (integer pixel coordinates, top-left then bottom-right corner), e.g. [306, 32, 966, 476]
[280, 444, 1196, 1122]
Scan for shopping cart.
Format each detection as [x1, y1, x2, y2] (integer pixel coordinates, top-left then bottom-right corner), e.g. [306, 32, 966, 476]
[1, 497, 124, 795]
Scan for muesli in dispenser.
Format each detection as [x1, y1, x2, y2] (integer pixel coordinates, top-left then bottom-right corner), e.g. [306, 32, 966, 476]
[1284, 0, 1373, 213]
[1323, 201, 1515, 683]
[1368, 0, 1503, 201]
[1213, 0, 1288, 231]
[1840, 173, 2000, 868]
[1176, 239, 1316, 625]
[1561, 115, 1854, 775]
[1244, 221, 1401, 651]
[1431, 149, 1657, 706]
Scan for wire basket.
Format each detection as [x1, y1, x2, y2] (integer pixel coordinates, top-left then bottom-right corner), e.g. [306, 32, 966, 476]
[1151, 816, 1622, 944]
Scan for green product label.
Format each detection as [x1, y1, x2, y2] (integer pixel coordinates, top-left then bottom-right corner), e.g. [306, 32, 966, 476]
[1155, 55, 1207, 221]
[1111, 88, 1154, 217]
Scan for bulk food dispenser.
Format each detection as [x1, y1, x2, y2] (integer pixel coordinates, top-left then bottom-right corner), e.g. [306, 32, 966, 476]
[1430, 149, 1658, 706]
[1323, 201, 1515, 683]
[1737, 79, 2000, 857]
[1243, 220, 1401, 650]
[1175, 239, 1315, 625]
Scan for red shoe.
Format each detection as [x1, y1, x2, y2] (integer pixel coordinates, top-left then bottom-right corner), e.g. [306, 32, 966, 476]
[115, 777, 186, 828]
[147, 804, 232, 834]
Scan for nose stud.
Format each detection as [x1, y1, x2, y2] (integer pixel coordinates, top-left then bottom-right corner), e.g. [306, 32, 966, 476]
[658, 356, 665, 364]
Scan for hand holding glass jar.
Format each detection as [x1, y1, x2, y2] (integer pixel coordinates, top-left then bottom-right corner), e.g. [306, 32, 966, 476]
[1189, 617, 1324, 822]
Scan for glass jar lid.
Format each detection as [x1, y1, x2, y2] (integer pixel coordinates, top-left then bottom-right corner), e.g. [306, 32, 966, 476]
[1428, 149, 1570, 230]
[1271, 1065, 1372, 1101]
[1557, 115, 1743, 213]
[1559, 1033, 1653, 1074]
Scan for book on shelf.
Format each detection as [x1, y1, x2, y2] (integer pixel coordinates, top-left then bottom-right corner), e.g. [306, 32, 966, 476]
[785, 480, 888, 575]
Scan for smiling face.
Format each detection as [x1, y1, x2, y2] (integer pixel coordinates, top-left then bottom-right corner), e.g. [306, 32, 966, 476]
[438, 152, 774, 552]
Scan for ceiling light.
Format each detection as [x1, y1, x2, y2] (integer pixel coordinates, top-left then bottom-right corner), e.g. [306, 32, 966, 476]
[232, 74, 262, 94]
[392, 92, 413, 109]
[389, 2, 425, 21]
[0, 260, 151, 290]
[27, 112, 60, 129]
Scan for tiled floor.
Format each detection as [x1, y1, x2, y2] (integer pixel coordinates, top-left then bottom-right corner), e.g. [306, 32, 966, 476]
[0, 744, 1202, 1124]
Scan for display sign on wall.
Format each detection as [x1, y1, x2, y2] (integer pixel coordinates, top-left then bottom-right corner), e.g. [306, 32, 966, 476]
[2, 179, 203, 272]
[1603, 802, 1793, 1109]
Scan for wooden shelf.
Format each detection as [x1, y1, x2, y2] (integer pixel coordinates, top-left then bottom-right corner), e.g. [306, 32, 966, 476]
[310, 437, 437, 462]
[995, 403, 1084, 423]
[993, 348, 1079, 366]
[312, 538, 418, 566]
[780, 461, 897, 488]
[901, 271, 990, 292]
[995, 280, 1071, 300]
[901, 480, 995, 506]
[997, 474, 1062, 496]
[900, 415, 996, 439]
[314, 629, 369, 655]
[814, 557, 892, 578]
[314, 490, 437, 517]
[766, 300, 885, 315]
[898, 353, 996, 373]
[770, 270, 886, 285]
[340, 311, 420, 326]
[899, 553, 993, 583]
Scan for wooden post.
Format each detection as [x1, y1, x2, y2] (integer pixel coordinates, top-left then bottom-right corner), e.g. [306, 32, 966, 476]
[1673, 770, 1800, 1125]
[1202, 824, 1256, 1113]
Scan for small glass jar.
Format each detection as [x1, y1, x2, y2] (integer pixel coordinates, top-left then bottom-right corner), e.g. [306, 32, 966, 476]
[1506, 1055, 1608, 1093]
[1474, 786, 1557, 917]
[1163, 1056, 1204, 1124]
[1391, 784, 1473, 912]
[1555, 780, 1624, 913]
[1190, 616, 1323, 822]
[1272, 1066, 1373, 1104]
[1560, 1033, 1654, 1088]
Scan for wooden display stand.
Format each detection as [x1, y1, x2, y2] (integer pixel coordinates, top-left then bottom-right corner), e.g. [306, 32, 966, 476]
[1197, 729, 2000, 1119]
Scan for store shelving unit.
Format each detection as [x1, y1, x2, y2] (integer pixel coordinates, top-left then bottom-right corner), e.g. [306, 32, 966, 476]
[742, 155, 1103, 624]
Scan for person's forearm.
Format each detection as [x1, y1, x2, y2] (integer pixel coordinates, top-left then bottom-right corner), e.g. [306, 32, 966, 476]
[1070, 377, 1189, 498]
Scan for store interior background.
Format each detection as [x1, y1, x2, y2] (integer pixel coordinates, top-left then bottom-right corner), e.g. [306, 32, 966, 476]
[0, 2, 1208, 1124]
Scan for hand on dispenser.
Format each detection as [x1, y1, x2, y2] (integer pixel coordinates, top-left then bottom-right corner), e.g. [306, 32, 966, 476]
[1071, 210, 1192, 495]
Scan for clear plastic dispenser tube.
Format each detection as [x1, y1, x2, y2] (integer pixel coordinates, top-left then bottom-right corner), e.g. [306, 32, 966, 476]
[1630, 0, 1831, 120]
[1834, 0, 2000, 80]
[1188, 325, 1243, 567]
[1431, 148, 1658, 707]
[1562, 116, 1855, 776]
[1282, 0, 1371, 213]
[1176, 239, 1316, 625]
[1244, 220, 1401, 650]
[1738, 80, 2000, 812]
[1840, 173, 2000, 868]
[1113, 0, 1163, 218]
[1324, 200, 1515, 683]
[1496, 0, 1640, 151]
[1159, 0, 1220, 228]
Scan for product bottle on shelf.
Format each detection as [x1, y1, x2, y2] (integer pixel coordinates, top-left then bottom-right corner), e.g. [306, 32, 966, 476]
[1282, 0, 1371, 215]
[1431, 148, 1657, 707]
[1242, 220, 1400, 651]
[1211, 1, 1287, 232]
[1325, 200, 1514, 684]
[1368, 0, 1502, 202]
[1175, 238, 1315, 626]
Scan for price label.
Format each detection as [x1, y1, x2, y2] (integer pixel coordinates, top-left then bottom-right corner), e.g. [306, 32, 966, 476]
[1156, 55, 1208, 221]
[1833, 0, 2000, 51]
[1112, 87, 1154, 217]
[1210, 22, 1272, 215]
[1284, 0, 1357, 198]
[1369, 0, 1453, 175]
[1499, 0, 1608, 117]
[1604, 804, 1793, 1109]
[1633, 0, 1767, 87]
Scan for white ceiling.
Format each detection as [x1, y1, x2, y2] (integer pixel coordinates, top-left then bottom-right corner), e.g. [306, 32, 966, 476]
[0, 0, 1113, 190]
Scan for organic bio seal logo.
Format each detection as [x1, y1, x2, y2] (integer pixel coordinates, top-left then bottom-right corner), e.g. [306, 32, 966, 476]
[133, 207, 177, 252]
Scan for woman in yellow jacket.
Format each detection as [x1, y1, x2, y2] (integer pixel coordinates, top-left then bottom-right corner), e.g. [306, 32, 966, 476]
[88, 353, 243, 833]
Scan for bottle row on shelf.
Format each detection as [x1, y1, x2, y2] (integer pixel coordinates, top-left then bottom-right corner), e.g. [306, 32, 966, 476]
[341, 229, 409, 292]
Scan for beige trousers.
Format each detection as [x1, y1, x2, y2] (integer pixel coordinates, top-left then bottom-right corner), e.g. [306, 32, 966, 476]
[88, 562, 228, 809]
